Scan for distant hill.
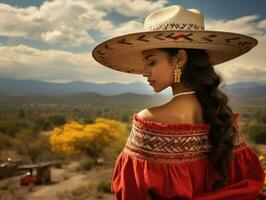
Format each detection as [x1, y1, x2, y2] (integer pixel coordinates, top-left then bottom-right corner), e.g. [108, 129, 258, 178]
[0, 78, 265, 96]
[0, 78, 265, 107]
[0, 78, 154, 96]
[0, 91, 265, 107]
[224, 82, 264, 90]
[0, 92, 169, 107]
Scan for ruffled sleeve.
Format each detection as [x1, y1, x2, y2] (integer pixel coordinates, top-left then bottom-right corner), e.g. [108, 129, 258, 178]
[193, 146, 265, 200]
[111, 112, 265, 200]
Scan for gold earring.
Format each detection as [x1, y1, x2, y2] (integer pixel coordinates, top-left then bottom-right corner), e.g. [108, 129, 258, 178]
[174, 64, 182, 83]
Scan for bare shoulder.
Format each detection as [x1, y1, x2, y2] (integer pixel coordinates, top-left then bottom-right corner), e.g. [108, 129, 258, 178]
[137, 107, 160, 121]
[137, 95, 203, 124]
[137, 105, 184, 124]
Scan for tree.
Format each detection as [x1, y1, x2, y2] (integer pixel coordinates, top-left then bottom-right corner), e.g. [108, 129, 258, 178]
[241, 124, 266, 144]
[48, 115, 66, 126]
[49, 117, 128, 164]
[13, 129, 51, 163]
[34, 117, 53, 131]
[260, 111, 266, 123]
[121, 113, 130, 123]
[0, 132, 13, 149]
[19, 109, 26, 118]
[0, 119, 30, 137]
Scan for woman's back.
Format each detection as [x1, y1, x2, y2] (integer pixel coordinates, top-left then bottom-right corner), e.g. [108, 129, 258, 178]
[137, 94, 206, 125]
[111, 107, 265, 200]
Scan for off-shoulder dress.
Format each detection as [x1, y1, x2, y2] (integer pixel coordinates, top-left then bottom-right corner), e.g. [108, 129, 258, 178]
[111, 112, 266, 200]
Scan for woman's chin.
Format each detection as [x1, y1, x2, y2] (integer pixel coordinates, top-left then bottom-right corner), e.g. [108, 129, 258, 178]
[153, 84, 168, 93]
[152, 86, 160, 92]
[150, 83, 162, 92]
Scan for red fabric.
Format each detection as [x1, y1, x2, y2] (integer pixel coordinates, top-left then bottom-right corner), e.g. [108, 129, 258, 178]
[111, 113, 266, 200]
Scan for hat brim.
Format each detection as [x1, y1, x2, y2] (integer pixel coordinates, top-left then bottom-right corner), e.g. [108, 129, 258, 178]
[92, 30, 258, 74]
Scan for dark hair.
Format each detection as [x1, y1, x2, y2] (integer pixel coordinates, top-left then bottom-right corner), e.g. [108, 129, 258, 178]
[159, 48, 237, 191]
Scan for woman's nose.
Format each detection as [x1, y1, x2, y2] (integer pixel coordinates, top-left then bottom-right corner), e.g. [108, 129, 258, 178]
[142, 65, 150, 77]
[142, 72, 149, 77]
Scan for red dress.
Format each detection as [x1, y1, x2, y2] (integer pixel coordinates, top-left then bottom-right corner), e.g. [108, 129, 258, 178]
[111, 112, 266, 200]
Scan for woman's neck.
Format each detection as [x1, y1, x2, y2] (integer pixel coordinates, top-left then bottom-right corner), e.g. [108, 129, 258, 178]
[171, 83, 194, 96]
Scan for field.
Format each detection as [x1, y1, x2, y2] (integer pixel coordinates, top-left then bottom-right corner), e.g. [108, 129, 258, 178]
[0, 100, 266, 199]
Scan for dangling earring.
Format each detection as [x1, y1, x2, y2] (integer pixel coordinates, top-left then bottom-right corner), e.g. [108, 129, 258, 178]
[174, 64, 182, 83]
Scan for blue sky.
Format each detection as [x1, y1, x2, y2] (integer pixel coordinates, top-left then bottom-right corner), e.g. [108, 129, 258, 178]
[1, 0, 266, 20]
[0, 0, 265, 85]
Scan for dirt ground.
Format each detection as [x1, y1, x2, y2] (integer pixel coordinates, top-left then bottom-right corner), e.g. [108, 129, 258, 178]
[1, 144, 266, 200]
[0, 161, 115, 200]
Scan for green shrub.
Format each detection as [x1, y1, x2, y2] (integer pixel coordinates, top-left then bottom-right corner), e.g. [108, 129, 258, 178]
[79, 157, 94, 171]
[48, 115, 66, 126]
[96, 181, 111, 193]
[0, 132, 13, 149]
[33, 117, 53, 131]
[13, 129, 51, 163]
[0, 119, 30, 136]
[241, 124, 266, 144]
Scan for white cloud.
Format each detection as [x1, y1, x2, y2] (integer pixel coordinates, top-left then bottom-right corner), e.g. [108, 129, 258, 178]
[0, 1, 265, 85]
[0, 0, 167, 46]
[204, 15, 266, 84]
[103, 20, 144, 39]
[258, 19, 266, 30]
[91, 0, 167, 17]
[206, 15, 265, 36]
[0, 0, 104, 46]
[0, 44, 139, 83]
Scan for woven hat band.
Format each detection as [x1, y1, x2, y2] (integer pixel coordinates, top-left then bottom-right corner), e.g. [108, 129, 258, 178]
[146, 23, 205, 31]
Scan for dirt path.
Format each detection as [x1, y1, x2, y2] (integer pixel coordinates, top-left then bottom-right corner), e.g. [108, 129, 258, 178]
[27, 173, 90, 200]
[1, 161, 115, 200]
[26, 162, 115, 200]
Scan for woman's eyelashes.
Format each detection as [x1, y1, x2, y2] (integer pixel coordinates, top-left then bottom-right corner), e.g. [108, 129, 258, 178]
[148, 61, 156, 67]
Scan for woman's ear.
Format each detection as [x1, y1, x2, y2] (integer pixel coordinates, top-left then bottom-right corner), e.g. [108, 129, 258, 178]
[176, 49, 188, 69]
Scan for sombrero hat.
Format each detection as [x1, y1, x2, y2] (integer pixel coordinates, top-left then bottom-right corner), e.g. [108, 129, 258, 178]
[92, 5, 258, 74]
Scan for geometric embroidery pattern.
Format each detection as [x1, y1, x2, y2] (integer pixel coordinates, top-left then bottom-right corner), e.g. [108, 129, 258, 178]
[148, 23, 204, 31]
[123, 113, 247, 164]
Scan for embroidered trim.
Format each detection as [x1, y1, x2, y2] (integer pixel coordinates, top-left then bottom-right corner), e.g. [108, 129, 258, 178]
[123, 143, 248, 164]
[126, 127, 211, 155]
[124, 113, 246, 164]
[147, 23, 204, 31]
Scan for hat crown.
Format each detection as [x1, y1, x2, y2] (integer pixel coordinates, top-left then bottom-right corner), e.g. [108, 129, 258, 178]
[144, 5, 205, 31]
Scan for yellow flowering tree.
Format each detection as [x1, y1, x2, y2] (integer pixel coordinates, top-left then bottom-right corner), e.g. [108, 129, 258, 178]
[49, 117, 128, 164]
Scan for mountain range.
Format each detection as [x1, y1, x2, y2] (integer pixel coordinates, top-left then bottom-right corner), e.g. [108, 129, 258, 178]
[0, 78, 265, 107]
[0, 78, 265, 96]
[0, 78, 154, 96]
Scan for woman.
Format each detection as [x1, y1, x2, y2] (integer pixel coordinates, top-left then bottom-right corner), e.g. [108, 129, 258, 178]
[92, 5, 265, 200]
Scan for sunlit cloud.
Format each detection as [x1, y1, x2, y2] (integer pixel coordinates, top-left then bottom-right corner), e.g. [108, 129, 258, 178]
[102, 20, 144, 39]
[0, 0, 167, 46]
[206, 15, 266, 84]
[91, 0, 167, 17]
[0, 0, 265, 85]
[0, 44, 139, 83]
